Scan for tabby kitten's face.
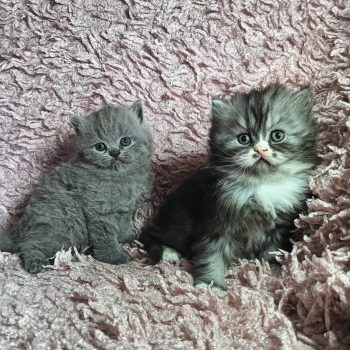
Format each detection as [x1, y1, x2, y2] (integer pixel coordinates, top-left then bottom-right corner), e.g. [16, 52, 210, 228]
[71, 101, 153, 171]
[210, 85, 317, 177]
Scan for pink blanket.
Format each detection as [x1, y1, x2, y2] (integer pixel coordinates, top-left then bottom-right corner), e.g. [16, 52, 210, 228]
[1, 0, 349, 348]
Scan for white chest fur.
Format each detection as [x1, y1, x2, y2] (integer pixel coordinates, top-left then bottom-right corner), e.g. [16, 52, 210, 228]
[224, 173, 309, 216]
[254, 175, 308, 216]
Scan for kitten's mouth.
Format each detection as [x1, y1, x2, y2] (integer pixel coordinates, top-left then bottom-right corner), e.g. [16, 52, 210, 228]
[255, 157, 273, 167]
[259, 158, 271, 164]
[110, 158, 128, 167]
[111, 156, 125, 163]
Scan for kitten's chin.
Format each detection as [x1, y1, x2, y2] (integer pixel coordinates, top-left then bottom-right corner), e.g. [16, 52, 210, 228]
[247, 158, 278, 176]
[109, 161, 124, 170]
[111, 158, 127, 165]
[109, 158, 132, 171]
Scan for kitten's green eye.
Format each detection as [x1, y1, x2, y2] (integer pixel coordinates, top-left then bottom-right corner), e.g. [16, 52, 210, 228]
[94, 143, 107, 152]
[270, 130, 285, 143]
[120, 137, 132, 147]
[237, 133, 251, 145]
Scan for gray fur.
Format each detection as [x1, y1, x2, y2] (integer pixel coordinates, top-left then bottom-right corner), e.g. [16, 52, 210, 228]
[140, 85, 318, 289]
[0, 102, 154, 273]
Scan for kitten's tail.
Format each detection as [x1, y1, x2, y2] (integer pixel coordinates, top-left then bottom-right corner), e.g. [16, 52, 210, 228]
[138, 227, 163, 263]
[0, 232, 18, 253]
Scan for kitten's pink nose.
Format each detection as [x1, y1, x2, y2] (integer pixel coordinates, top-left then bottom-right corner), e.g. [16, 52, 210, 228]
[254, 142, 270, 156]
[255, 146, 268, 155]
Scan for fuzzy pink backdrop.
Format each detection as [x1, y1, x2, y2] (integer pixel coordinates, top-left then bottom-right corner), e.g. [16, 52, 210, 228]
[0, 0, 349, 349]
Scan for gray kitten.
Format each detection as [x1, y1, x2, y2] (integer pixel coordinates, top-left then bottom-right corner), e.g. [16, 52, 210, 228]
[0, 101, 153, 273]
[140, 85, 318, 289]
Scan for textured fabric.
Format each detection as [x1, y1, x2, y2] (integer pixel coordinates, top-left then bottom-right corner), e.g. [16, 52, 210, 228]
[0, 0, 349, 349]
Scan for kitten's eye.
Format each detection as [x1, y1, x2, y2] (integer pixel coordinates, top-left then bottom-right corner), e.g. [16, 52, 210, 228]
[94, 143, 107, 152]
[237, 133, 251, 145]
[120, 137, 132, 147]
[270, 130, 285, 143]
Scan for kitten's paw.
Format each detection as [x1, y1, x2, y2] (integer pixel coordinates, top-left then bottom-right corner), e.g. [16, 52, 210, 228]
[162, 246, 181, 263]
[194, 282, 209, 289]
[94, 248, 131, 265]
[109, 252, 131, 265]
[119, 235, 134, 244]
[24, 256, 47, 274]
[118, 231, 135, 244]
[194, 279, 227, 291]
[195, 282, 225, 294]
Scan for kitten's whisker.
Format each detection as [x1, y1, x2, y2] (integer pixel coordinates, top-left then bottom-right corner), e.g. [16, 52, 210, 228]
[210, 164, 248, 177]
[211, 150, 234, 158]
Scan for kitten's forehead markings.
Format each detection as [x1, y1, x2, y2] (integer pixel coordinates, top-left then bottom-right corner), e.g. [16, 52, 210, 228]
[246, 98, 269, 138]
[231, 116, 247, 132]
[254, 90, 286, 137]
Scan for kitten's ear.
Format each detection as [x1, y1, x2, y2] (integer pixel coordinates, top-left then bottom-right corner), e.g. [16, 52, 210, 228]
[70, 116, 82, 135]
[294, 86, 312, 102]
[292, 87, 313, 117]
[129, 100, 143, 123]
[211, 98, 227, 120]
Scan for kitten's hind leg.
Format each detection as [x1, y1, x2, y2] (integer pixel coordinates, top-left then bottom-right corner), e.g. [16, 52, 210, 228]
[162, 246, 182, 263]
[19, 228, 74, 274]
[0, 231, 18, 253]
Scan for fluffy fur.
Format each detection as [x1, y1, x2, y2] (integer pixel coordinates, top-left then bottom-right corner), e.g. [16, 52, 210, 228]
[140, 85, 318, 289]
[0, 102, 154, 273]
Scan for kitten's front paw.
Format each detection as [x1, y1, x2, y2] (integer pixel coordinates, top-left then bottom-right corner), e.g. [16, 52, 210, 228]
[94, 247, 131, 265]
[194, 279, 227, 291]
[195, 282, 224, 294]
[109, 252, 131, 265]
[24, 256, 47, 274]
[195, 282, 210, 289]
[118, 229, 135, 244]
[119, 235, 134, 244]
[162, 246, 181, 263]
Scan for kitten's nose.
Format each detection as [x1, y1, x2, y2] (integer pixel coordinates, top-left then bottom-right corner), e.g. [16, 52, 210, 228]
[109, 149, 120, 159]
[254, 141, 269, 155]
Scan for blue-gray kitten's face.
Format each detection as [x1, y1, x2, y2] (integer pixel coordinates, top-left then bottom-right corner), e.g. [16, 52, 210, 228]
[210, 85, 317, 177]
[71, 101, 153, 170]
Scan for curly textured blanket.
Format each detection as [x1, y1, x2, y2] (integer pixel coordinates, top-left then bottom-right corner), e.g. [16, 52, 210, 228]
[0, 0, 349, 349]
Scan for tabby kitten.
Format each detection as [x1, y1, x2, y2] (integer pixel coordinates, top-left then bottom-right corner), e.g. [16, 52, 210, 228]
[140, 85, 317, 289]
[0, 102, 154, 273]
